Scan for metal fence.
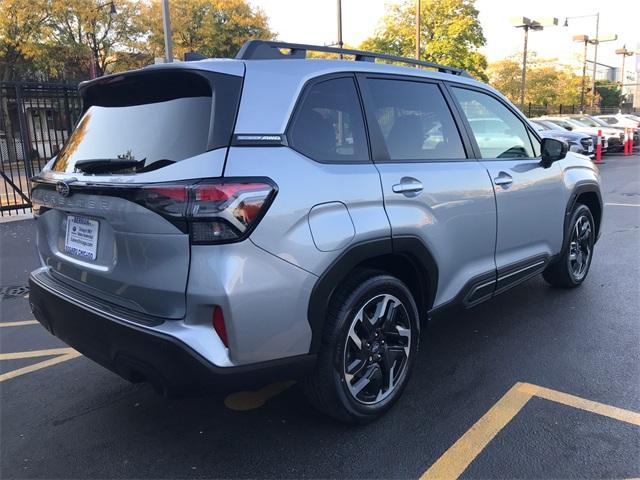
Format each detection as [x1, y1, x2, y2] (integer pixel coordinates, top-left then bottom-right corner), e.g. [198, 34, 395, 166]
[0, 82, 82, 216]
[523, 103, 637, 118]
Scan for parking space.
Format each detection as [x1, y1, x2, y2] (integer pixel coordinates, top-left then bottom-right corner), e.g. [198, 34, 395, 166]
[1, 155, 639, 479]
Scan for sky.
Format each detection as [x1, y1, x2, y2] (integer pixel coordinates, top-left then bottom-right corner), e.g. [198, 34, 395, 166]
[248, 0, 640, 76]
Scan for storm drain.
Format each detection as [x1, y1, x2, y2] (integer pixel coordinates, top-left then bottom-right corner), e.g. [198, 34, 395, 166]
[0, 285, 30, 300]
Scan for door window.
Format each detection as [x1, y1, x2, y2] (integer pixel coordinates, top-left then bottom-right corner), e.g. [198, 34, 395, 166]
[288, 77, 368, 162]
[452, 87, 539, 159]
[366, 79, 466, 161]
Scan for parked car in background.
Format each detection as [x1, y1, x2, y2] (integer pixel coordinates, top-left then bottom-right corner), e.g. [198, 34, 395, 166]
[623, 114, 640, 125]
[529, 119, 595, 157]
[542, 116, 621, 152]
[596, 113, 640, 129]
[567, 114, 639, 149]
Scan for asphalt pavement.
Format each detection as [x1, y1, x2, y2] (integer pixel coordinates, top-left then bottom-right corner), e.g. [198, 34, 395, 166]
[1, 155, 639, 479]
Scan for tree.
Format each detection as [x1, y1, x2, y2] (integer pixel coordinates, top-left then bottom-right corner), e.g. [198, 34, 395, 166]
[488, 55, 597, 108]
[139, 0, 274, 61]
[360, 0, 487, 81]
[47, 0, 146, 80]
[595, 81, 621, 108]
[0, 0, 51, 82]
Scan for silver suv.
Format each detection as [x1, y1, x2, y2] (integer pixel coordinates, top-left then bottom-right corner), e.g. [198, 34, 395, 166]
[29, 41, 602, 423]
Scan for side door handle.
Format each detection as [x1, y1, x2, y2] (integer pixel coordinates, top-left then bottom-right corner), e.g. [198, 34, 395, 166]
[392, 177, 424, 196]
[493, 172, 513, 187]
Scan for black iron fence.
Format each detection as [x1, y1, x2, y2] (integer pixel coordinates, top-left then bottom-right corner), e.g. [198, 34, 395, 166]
[524, 103, 637, 118]
[0, 82, 82, 216]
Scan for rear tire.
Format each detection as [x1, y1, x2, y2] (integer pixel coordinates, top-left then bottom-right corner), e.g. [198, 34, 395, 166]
[302, 269, 420, 424]
[543, 204, 595, 288]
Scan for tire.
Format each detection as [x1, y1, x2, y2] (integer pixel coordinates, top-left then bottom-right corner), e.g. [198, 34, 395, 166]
[543, 203, 595, 288]
[302, 269, 420, 424]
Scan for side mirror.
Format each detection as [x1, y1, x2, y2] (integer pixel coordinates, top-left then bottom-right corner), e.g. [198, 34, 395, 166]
[541, 137, 568, 166]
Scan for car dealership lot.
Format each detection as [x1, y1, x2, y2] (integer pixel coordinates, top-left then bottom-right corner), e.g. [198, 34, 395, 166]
[1, 155, 639, 479]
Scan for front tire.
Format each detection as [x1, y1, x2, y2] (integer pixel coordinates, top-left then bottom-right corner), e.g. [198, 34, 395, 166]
[543, 203, 595, 288]
[303, 270, 420, 424]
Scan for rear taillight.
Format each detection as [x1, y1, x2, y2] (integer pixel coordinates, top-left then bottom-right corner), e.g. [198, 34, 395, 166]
[137, 178, 276, 244]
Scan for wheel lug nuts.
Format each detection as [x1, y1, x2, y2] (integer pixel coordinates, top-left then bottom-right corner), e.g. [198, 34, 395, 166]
[368, 356, 373, 362]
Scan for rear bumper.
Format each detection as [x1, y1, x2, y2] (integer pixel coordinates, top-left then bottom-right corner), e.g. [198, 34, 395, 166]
[29, 270, 316, 393]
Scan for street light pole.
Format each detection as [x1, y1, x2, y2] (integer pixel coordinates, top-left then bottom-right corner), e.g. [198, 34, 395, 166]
[337, 0, 343, 49]
[511, 17, 555, 108]
[616, 46, 634, 108]
[415, 0, 421, 60]
[162, 0, 173, 63]
[590, 12, 599, 108]
[520, 24, 530, 108]
[573, 35, 590, 112]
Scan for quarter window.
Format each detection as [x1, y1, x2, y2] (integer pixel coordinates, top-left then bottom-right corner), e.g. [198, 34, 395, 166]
[288, 77, 368, 162]
[366, 79, 466, 160]
[452, 87, 539, 159]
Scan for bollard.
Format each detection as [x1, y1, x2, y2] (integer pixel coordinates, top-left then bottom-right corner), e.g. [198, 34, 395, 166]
[595, 129, 603, 163]
[624, 128, 630, 156]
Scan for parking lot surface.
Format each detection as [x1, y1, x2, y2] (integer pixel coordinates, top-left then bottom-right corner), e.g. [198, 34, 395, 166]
[1, 155, 639, 479]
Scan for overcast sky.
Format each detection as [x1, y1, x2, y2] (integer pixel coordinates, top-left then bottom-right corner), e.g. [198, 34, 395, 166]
[248, 0, 640, 73]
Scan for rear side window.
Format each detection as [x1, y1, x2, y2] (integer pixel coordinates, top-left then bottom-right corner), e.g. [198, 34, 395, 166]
[452, 87, 538, 159]
[52, 71, 241, 173]
[288, 77, 368, 162]
[366, 79, 466, 161]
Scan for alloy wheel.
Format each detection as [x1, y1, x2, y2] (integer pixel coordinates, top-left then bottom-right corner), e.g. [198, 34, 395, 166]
[342, 294, 412, 405]
[569, 215, 593, 281]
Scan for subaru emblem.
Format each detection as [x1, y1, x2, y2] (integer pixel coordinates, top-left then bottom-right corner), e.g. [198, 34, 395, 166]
[56, 181, 71, 197]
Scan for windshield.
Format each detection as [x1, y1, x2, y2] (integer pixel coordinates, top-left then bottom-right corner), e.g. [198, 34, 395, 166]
[573, 116, 600, 128]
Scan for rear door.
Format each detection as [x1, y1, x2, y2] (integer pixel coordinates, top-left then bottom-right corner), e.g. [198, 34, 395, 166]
[449, 85, 565, 289]
[358, 74, 497, 308]
[31, 67, 243, 319]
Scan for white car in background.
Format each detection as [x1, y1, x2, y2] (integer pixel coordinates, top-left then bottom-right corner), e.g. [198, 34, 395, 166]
[596, 113, 640, 129]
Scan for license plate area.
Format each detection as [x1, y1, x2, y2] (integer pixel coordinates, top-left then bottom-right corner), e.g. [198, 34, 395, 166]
[64, 215, 99, 261]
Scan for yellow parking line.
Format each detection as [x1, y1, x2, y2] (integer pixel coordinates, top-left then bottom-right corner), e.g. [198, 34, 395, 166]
[0, 351, 82, 382]
[224, 381, 296, 411]
[0, 347, 77, 360]
[421, 382, 533, 480]
[0, 320, 39, 327]
[518, 382, 640, 426]
[421, 382, 640, 480]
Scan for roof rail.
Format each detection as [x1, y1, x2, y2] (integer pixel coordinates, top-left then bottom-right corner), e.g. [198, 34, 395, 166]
[235, 40, 472, 77]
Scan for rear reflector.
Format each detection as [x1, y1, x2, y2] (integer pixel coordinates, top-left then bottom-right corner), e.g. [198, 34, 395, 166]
[212, 306, 228, 347]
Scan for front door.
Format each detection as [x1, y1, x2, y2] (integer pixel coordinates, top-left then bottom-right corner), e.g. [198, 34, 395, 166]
[449, 86, 566, 292]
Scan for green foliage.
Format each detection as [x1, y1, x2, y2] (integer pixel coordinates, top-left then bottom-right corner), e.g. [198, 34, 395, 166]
[139, 0, 274, 61]
[0, 0, 273, 82]
[488, 55, 597, 107]
[595, 81, 622, 107]
[360, 0, 488, 81]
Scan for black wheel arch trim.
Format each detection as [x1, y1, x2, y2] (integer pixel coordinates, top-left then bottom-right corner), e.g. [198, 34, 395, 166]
[564, 182, 603, 249]
[307, 235, 438, 353]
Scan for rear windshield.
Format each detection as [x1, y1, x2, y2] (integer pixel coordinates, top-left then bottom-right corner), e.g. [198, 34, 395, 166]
[52, 70, 241, 173]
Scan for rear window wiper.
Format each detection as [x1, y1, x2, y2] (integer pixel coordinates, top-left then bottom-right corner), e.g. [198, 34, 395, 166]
[74, 158, 145, 174]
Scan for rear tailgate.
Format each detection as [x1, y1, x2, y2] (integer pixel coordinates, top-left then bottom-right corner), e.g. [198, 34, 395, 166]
[31, 65, 244, 319]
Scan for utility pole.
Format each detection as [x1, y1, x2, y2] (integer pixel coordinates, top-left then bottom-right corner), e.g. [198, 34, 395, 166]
[162, 0, 173, 63]
[415, 0, 421, 60]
